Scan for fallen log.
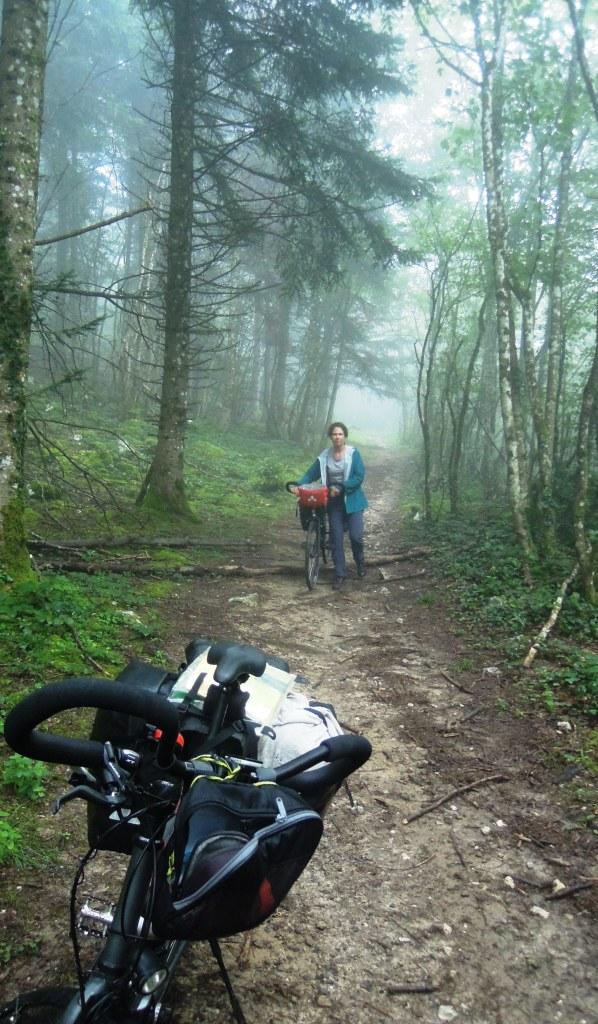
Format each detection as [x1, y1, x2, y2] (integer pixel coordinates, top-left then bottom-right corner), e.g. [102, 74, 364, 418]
[523, 562, 579, 668]
[28, 535, 258, 551]
[38, 549, 431, 577]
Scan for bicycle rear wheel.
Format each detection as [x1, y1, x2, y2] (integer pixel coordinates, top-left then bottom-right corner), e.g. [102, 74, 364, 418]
[304, 517, 320, 589]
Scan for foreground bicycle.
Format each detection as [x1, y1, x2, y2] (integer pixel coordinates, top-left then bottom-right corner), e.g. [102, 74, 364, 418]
[286, 482, 329, 589]
[1, 640, 370, 1023]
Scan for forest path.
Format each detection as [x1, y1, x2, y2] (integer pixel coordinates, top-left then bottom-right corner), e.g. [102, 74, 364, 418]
[161, 450, 597, 1024]
[0, 452, 596, 1022]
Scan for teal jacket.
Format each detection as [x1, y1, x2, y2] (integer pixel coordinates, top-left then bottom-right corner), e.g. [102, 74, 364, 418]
[298, 445, 368, 515]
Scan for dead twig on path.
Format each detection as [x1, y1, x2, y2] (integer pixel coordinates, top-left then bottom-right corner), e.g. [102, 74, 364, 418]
[387, 983, 440, 995]
[545, 881, 595, 901]
[404, 774, 509, 824]
[437, 668, 475, 695]
[510, 875, 553, 890]
[449, 830, 468, 870]
[396, 853, 436, 873]
[459, 705, 483, 724]
[378, 569, 427, 582]
[523, 563, 579, 667]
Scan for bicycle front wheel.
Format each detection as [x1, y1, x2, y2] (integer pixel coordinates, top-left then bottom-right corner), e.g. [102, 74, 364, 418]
[304, 517, 320, 589]
[0, 988, 75, 1023]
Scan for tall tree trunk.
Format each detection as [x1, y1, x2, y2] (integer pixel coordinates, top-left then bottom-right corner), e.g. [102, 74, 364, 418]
[573, 296, 598, 603]
[471, 0, 534, 572]
[0, 0, 49, 576]
[448, 295, 487, 514]
[264, 289, 292, 438]
[138, 0, 195, 515]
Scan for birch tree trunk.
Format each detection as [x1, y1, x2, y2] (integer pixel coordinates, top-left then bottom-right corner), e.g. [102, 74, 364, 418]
[0, 0, 49, 576]
[471, 0, 534, 571]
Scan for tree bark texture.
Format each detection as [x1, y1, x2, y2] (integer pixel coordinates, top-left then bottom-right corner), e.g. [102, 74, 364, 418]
[0, 0, 48, 576]
[471, 0, 534, 570]
[140, 0, 195, 515]
[573, 297, 598, 602]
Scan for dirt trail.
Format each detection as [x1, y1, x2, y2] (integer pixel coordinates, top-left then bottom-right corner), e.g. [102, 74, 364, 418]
[161, 453, 597, 1024]
[1, 452, 597, 1023]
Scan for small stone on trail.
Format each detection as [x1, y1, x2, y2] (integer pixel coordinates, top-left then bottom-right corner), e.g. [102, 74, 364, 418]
[531, 905, 550, 919]
[556, 720, 573, 733]
[438, 1005, 458, 1021]
[228, 593, 259, 606]
[504, 875, 516, 889]
[480, 825, 491, 835]
[483, 666, 501, 676]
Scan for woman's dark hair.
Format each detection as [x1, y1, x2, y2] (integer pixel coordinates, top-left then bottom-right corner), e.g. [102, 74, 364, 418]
[327, 421, 348, 438]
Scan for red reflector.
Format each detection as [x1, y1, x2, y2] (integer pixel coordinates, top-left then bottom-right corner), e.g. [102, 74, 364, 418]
[152, 728, 184, 748]
[257, 877, 276, 915]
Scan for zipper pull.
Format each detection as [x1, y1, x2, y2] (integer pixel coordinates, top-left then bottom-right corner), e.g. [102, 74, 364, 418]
[275, 797, 287, 820]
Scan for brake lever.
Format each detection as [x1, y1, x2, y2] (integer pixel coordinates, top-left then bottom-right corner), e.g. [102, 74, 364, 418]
[53, 784, 128, 815]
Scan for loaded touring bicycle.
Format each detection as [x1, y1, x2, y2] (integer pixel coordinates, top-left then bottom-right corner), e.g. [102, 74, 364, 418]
[1, 639, 371, 1023]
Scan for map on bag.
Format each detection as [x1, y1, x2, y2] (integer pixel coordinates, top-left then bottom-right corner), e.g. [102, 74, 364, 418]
[169, 651, 296, 725]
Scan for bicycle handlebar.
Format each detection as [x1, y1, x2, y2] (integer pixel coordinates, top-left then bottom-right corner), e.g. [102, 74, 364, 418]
[3, 679, 180, 771]
[271, 734, 372, 795]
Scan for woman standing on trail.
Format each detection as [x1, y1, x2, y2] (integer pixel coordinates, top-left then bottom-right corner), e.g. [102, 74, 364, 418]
[291, 422, 368, 590]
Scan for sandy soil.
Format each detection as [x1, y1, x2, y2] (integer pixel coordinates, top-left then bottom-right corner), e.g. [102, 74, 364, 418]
[1, 453, 597, 1023]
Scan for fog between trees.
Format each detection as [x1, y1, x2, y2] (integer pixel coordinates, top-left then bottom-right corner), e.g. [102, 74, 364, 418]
[0, 0, 596, 598]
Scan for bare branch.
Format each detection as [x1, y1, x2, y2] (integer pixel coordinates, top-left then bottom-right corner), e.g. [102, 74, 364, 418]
[35, 205, 152, 247]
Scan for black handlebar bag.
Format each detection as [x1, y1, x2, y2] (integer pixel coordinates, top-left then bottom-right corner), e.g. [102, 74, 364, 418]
[152, 776, 323, 940]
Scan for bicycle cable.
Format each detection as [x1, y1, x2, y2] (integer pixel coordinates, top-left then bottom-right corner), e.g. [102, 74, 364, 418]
[68, 798, 172, 1015]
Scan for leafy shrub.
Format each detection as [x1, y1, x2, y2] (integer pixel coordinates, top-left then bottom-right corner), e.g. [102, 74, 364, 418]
[536, 652, 598, 718]
[254, 457, 286, 494]
[0, 812, 23, 865]
[2, 755, 48, 800]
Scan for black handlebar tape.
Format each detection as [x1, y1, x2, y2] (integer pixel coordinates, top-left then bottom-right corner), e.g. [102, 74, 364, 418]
[275, 734, 372, 792]
[207, 642, 267, 685]
[4, 679, 180, 770]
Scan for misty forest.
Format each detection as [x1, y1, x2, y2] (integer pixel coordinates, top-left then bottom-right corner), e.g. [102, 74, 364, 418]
[0, 0, 597, 1019]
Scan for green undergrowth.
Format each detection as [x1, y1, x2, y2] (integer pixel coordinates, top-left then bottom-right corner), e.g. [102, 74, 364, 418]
[1, 420, 311, 865]
[403, 509, 598, 725]
[27, 417, 309, 543]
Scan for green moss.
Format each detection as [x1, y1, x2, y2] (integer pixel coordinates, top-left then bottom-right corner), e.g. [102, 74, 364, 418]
[1, 497, 34, 582]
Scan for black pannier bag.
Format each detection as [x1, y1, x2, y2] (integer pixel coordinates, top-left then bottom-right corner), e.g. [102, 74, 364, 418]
[152, 777, 323, 940]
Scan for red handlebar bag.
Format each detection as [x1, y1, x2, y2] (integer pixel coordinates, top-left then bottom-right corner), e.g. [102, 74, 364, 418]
[297, 484, 329, 508]
[152, 777, 322, 940]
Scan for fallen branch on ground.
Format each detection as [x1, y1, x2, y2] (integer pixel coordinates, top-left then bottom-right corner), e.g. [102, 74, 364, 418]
[523, 563, 579, 667]
[29, 536, 258, 552]
[38, 550, 430, 578]
[437, 667, 475, 695]
[378, 569, 427, 582]
[404, 774, 509, 824]
[387, 983, 439, 995]
[545, 880, 595, 901]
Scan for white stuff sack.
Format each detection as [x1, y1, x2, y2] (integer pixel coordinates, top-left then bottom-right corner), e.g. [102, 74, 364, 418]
[258, 692, 344, 770]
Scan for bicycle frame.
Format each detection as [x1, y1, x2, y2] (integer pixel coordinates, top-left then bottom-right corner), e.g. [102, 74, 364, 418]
[61, 837, 183, 1022]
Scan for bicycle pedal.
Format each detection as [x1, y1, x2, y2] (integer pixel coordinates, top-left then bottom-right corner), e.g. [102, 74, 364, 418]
[77, 896, 115, 938]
